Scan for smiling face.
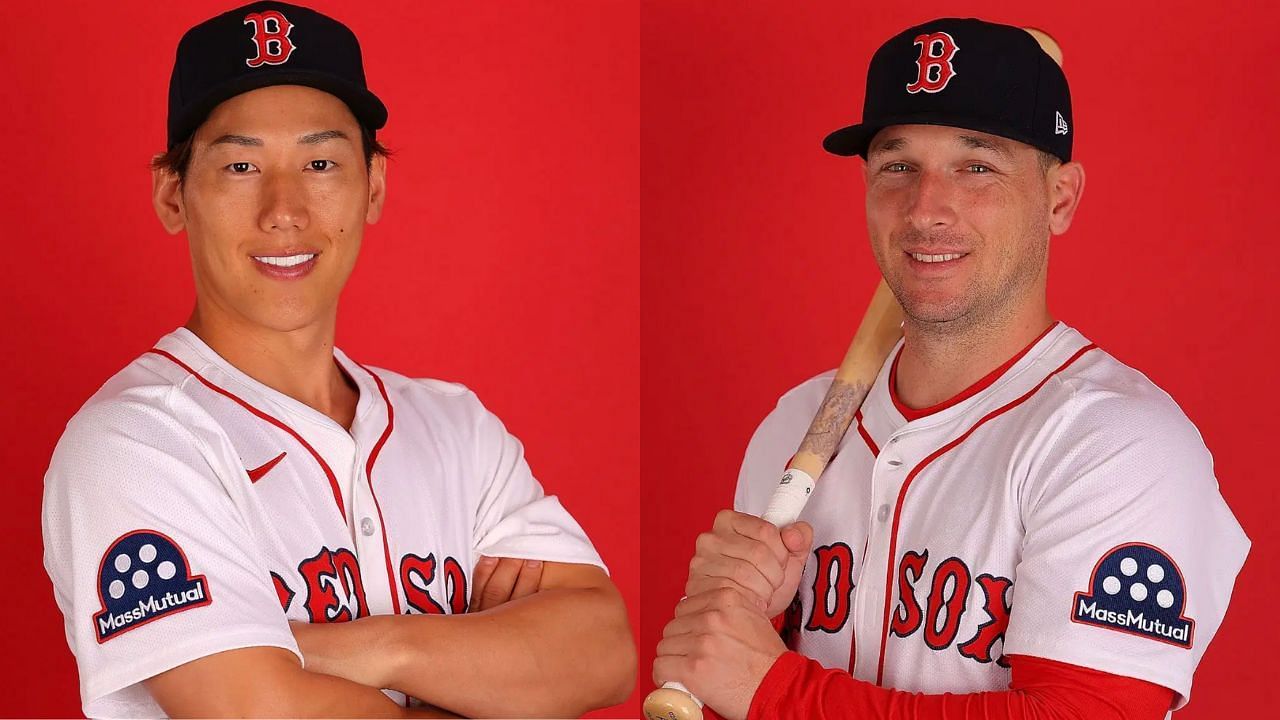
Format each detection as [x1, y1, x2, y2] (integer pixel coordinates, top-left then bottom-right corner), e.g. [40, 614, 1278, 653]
[152, 84, 386, 335]
[862, 124, 1083, 333]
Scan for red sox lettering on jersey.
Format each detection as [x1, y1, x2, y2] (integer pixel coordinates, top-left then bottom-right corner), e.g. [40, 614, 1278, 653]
[244, 10, 297, 67]
[738, 322, 1248, 709]
[43, 328, 603, 717]
[905, 31, 958, 94]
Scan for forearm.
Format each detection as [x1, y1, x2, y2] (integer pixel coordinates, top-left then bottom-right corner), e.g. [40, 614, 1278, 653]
[144, 646, 458, 718]
[740, 653, 1172, 720]
[394, 584, 633, 717]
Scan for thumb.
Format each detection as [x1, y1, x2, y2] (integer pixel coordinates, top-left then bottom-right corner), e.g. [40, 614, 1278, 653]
[779, 521, 814, 556]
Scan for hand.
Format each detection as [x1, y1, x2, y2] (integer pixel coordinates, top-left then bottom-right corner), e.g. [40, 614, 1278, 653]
[652, 588, 789, 720]
[687, 509, 814, 618]
[469, 556, 544, 612]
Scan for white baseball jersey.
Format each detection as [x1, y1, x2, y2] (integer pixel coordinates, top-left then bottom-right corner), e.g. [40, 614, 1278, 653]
[42, 327, 604, 718]
[735, 321, 1248, 713]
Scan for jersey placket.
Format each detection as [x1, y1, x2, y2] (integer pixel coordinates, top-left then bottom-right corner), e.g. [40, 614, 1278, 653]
[346, 434, 398, 616]
[851, 427, 913, 684]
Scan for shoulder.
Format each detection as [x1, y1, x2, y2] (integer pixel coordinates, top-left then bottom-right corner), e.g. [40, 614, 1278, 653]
[1017, 341, 1224, 514]
[1035, 344, 1207, 457]
[349, 363, 505, 431]
[56, 352, 210, 453]
[735, 370, 838, 511]
[756, 370, 837, 437]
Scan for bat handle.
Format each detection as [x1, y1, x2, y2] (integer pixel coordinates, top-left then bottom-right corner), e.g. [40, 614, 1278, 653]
[760, 468, 815, 527]
[643, 468, 816, 720]
[643, 682, 704, 720]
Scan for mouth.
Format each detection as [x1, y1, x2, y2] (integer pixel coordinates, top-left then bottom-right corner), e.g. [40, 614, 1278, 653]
[904, 250, 968, 270]
[906, 251, 967, 263]
[251, 251, 319, 280]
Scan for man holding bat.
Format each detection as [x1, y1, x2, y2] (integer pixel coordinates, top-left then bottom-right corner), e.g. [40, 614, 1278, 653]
[651, 17, 1248, 720]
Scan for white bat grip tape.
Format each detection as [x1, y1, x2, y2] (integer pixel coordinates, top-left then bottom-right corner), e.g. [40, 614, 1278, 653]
[761, 468, 816, 527]
[656, 680, 703, 707]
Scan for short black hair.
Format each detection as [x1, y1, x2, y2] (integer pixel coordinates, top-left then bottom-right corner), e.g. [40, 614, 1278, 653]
[152, 123, 390, 183]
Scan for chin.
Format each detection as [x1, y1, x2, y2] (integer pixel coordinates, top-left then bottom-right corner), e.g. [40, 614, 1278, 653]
[242, 302, 326, 334]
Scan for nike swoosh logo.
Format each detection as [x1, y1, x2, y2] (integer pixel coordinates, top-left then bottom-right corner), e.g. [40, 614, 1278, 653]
[247, 451, 287, 483]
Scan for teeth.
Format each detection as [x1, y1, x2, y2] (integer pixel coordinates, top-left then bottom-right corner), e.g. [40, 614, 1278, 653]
[910, 253, 964, 263]
[253, 253, 316, 268]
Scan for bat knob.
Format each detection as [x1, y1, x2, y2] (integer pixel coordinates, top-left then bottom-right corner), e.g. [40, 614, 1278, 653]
[642, 687, 705, 720]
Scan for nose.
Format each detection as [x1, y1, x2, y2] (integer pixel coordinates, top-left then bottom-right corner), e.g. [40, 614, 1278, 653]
[905, 168, 957, 232]
[257, 169, 309, 233]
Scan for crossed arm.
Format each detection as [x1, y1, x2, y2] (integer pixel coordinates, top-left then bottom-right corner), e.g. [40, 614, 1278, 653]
[146, 558, 635, 718]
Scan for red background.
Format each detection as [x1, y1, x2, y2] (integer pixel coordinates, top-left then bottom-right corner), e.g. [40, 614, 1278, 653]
[0, 1, 638, 717]
[641, 1, 1276, 717]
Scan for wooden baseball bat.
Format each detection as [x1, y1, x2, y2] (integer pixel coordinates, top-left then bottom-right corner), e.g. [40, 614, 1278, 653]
[643, 278, 904, 720]
[1023, 27, 1064, 65]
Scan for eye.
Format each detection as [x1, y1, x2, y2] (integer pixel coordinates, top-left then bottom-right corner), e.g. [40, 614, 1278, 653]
[966, 164, 992, 174]
[308, 160, 337, 172]
[883, 162, 911, 173]
[227, 162, 257, 174]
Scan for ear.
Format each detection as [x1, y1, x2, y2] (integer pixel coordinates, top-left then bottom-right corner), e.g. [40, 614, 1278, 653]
[365, 152, 387, 224]
[1046, 161, 1085, 236]
[151, 159, 186, 235]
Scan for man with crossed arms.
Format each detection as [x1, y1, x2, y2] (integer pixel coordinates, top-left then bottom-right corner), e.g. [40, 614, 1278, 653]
[42, 3, 634, 717]
[653, 18, 1248, 720]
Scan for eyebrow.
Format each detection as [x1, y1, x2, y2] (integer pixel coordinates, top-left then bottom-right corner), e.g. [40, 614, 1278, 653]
[207, 130, 352, 148]
[956, 134, 1013, 160]
[867, 133, 1015, 161]
[867, 137, 908, 157]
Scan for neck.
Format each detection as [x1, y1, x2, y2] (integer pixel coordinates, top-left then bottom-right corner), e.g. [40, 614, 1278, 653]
[183, 303, 358, 427]
[894, 298, 1055, 411]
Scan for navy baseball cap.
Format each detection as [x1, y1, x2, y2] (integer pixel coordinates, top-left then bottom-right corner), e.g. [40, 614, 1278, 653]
[167, 1, 387, 149]
[823, 18, 1073, 162]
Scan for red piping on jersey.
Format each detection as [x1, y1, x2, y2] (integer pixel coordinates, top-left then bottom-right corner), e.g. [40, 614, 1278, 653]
[352, 360, 402, 615]
[875, 342, 1098, 686]
[889, 322, 1059, 422]
[147, 349, 347, 520]
[855, 409, 879, 457]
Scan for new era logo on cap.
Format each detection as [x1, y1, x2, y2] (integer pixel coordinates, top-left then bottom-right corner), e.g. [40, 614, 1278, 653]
[1056, 111, 1069, 135]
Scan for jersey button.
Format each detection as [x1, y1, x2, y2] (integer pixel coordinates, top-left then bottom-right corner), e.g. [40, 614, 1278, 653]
[360, 517, 375, 536]
[877, 504, 890, 522]
[886, 458, 903, 467]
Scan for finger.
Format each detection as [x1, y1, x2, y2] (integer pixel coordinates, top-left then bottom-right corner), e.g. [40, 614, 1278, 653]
[652, 654, 689, 687]
[469, 555, 499, 611]
[479, 557, 523, 611]
[687, 556, 776, 606]
[691, 530, 788, 591]
[714, 509, 791, 567]
[685, 575, 769, 612]
[779, 521, 815, 556]
[510, 559, 543, 600]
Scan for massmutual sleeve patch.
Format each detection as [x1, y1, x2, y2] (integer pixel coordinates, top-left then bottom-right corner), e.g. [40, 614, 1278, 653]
[93, 530, 212, 643]
[1070, 543, 1194, 649]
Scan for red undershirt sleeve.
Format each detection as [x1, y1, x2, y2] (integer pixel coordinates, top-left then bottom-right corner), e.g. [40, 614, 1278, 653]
[743, 653, 1174, 720]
